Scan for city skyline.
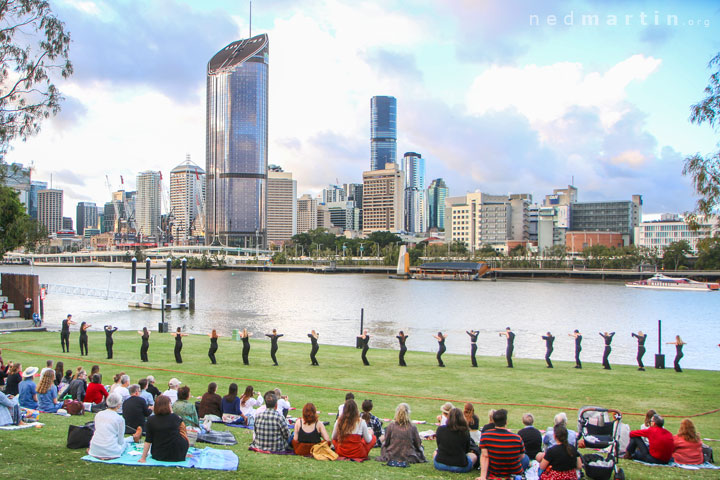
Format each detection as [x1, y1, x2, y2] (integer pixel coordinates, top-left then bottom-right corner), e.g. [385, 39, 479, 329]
[2, 0, 718, 219]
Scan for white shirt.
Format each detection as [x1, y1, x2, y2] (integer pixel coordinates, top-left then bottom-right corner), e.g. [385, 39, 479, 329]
[239, 393, 263, 416]
[115, 386, 130, 401]
[88, 409, 128, 459]
[331, 418, 372, 443]
[163, 388, 178, 405]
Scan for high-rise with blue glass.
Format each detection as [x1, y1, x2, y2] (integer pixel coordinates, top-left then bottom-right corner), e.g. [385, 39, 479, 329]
[206, 34, 269, 248]
[370, 96, 397, 171]
[427, 178, 449, 230]
[402, 152, 425, 233]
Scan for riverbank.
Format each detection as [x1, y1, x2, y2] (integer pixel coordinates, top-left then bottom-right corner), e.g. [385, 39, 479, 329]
[1, 331, 718, 480]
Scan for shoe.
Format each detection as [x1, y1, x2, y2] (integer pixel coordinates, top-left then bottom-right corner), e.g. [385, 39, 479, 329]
[547, 366, 553, 368]
[638, 367, 645, 371]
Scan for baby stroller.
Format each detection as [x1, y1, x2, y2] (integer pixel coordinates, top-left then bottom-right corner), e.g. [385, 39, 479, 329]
[577, 406, 624, 480]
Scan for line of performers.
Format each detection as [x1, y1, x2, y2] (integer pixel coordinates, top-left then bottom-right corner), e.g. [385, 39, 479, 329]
[58, 313, 688, 372]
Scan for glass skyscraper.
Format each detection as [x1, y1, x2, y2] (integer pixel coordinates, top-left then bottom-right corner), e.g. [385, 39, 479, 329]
[206, 33, 269, 248]
[370, 96, 397, 171]
[402, 152, 425, 233]
[427, 178, 448, 230]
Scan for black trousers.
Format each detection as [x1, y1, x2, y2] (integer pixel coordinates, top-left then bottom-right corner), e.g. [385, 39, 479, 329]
[545, 347, 553, 368]
[470, 343, 477, 367]
[637, 346, 646, 368]
[506, 345, 514, 368]
[437, 345, 446, 366]
[175, 345, 183, 363]
[310, 344, 319, 365]
[674, 351, 683, 372]
[79, 337, 88, 356]
[270, 345, 278, 365]
[361, 345, 370, 365]
[626, 437, 667, 464]
[242, 345, 250, 365]
[140, 342, 149, 362]
[602, 346, 612, 369]
[209, 346, 218, 364]
[575, 347, 582, 368]
[106, 341, 113, 359]
[61, 333, 70, 352]
[398, 345, 407, 366]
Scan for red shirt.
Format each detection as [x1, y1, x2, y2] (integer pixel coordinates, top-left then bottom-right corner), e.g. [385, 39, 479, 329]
[673, 435, 703, 464]
[85, 383, 109, 404]
[630, 426, 674, 462]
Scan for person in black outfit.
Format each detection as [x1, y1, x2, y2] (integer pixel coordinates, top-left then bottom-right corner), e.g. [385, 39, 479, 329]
[171, 327, 187, 363]
[433, 331, 447, 367]
[600, 332, 615, 369]
[518, 413, 543, 460]
[104, 325, 118, 359]
[139, 395, 188, 463]
[569, 330, 582, 368]
[308, 330, 320, 366]
[208, 329, 220, 364]
[499, 327, 515, 368]
[542, 331, 555, 368]
[466, 330, 479, 367]
[666, 335, 686, 372]
[358, 329, 370, 366]
[146, 375, 161, 399]
[266, 329, 283, 366]
[240, 328, 252, 365]
[138, 327, 150, 362]
[632, 331, 647, 371]
[60, 315, 75, 353]
[123, 384, 152, 432]
[23, 297, 32, 320]
[79, 321, 91, 356]
[396, 330, 408, 366]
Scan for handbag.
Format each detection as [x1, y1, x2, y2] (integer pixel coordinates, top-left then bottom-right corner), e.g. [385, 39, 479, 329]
[66, 422, 95, 449]
[311, 441, 338, 461]
[62, 399, 85, 415]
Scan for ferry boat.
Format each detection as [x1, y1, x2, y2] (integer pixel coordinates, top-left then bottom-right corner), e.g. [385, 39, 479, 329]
[626, 274, 720, 291]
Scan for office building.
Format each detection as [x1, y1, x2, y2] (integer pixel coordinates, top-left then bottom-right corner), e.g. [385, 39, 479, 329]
[76, 201, 98, 236]
[402, 152, 426, 234]
[136, 171, 161, 238]
[170, 157, 206, 243]
[62, 216, 73, 231]
[570, 195, 642, 245]
[317, 203, 331, 229]
[427, 178, 448, 230]
[322, 184, 346, 204]
[327, 201, 360, 231]
[206, 33, 269, 248]
[635, 214, 718, 253]
[38, 189, 63, 234]
[297, 194, 318, 234]
[344, 183, 363, 230]
[537, 185, 577, 253]
[362, 163, 404, 234]
[29, 180, 47, 219]
[370, 96, 397, 170]
[267, 167, 297, 246]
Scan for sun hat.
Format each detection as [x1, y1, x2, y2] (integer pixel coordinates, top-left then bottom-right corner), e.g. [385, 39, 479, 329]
[23, 366, 38, 378]
[441, 402, 454, 414]
[168, 378, 182, 387]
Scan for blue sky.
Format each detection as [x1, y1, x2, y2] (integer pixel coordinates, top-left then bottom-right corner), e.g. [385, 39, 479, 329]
[5, 0, 720, 218]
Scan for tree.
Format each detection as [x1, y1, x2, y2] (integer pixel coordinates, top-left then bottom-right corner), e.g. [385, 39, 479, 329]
[0, 184, 28, 255]
[662, 240, 692, 270]
[0, 0, 72, 159]
[366, 231, 401, 248]
[695, 237, 720, 270]
[682, 52, 720, 225]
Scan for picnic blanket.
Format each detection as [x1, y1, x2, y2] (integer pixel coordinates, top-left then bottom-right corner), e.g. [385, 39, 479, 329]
[197, 430, 237, 446]
[248, 446, 294, 455]
[632, 460, 720, 470]
[82, 445, 238, 470]
[0, 423, 44, 430]
[224, 422, 253, 429]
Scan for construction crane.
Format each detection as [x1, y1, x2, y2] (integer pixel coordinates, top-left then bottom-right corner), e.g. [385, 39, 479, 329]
[105, 175, 122, 232]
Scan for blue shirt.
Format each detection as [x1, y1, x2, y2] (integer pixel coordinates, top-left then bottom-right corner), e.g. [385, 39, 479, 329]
[38, 385, 59, 412]
[18, 379, 38, 409]
[140, 390, 154, 406]
[0, 391, 18, 426]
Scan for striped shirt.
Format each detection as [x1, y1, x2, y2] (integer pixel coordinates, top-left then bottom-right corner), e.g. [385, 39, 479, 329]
[479, 428, 525, 477]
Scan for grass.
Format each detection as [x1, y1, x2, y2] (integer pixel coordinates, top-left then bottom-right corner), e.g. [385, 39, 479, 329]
[1, 330, 718, 479]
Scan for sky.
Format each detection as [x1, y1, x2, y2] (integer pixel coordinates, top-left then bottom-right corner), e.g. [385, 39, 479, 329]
[5, 0, 720, 219]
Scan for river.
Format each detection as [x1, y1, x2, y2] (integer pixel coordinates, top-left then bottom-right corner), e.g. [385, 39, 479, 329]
[2, 265, 718, 370]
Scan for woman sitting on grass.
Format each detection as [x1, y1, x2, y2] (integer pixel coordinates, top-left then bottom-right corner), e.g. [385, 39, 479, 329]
[538, 424, 581, 480]
[4, 363, 22, 396]
[85, 374, 109, 406]
[433, 407, 477, 473]
[36, 369, 61, 413]
[222, 383, 249, 425]
[88, 393, 142, 460]
[376, 403, 426, 464]
[292, 402, 330, 456]
[198, 382, 222, 419]
[109, 372, 125, 394]
[332, 399, 376, 460]
[437, 402, 453, 426]
[139, 395, 189, 463]
[464, 402, 480, 443]
[18, 367, 38, 410]
[0, 390, 21, 426]
[172, 386, 200, 428]
[673, 419, 704, 464]
[361, 399, 383, 447]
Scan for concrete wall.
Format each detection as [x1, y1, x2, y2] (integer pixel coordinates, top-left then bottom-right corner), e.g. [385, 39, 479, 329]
[1, 273, 39, 318]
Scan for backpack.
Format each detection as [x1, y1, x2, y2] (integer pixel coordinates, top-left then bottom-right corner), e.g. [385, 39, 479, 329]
[311, 441, 338, 461]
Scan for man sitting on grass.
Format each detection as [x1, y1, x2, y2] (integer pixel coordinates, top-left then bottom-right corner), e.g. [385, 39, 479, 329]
[624, 414, 673, 464]
[477, 409, 527, 480]
[250, 391, 290, 452]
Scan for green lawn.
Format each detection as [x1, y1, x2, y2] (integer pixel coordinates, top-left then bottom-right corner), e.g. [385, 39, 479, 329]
[1, 331, 718, 479]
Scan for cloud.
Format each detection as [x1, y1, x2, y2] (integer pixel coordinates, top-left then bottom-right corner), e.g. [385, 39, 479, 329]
[362, 48, 423, 81]
[54, 169, 87, 186]
[48, 95, 88, 131]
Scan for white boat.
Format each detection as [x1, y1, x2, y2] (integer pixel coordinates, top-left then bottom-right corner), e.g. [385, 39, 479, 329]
[626, 274, 719, 291]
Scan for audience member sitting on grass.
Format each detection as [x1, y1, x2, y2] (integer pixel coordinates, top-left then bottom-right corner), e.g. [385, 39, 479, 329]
[477, 409, 528, 480]
[85, 374, 109, 406]
[332, 399, 376, 460]
[198, 382, 222, 419]
[538, 424, 582, 480]
[146, 376, 161, 399]
[292, 402, 330, 456]
[464, 403, 480, 443]
[518, 413, 543, 461]
[274, 388, 291, 417]
[376, 402, 426, 464]
[433, 407, 477, 473]
[36, 369, 61, 413]
[88, 393, 143, 460]
[53, 362, 63, 386]
[672, 418, 704, 465]
[139, 395, 189, 463]
[67, 370, 87, 402]
[221, 383, 248, 425]
[437, 401, 453, 426]
[4, 363, 22, 396]
[89, 365, 101, 383]
[114, 375, 130, 402]
[173, 386, 200, 428]
[250, 391, 290, 453]
[481, 409, 496, 433]
[361, 399, 383, 447]
[123, 384, 152, 432]
[239, 385, 263, 419]
[138, 379, 154, 407]
[540, 412, 578, 459]
[60, 369, 72, 387]
[18, 366, 38, 409]
[0, 390, 21, 426]
[338, 392, 354, 417]
[109, 373, 124, 393]
[641, 409, 657, 430]
[163, 378, 181, 405]
[624, 414, 673, 464]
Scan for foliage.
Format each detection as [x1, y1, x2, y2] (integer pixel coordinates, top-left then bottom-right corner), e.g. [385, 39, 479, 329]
[366, 230, 401, 248]
[695, 237, 720, 270]
[0, 0, 73, 158]
[476, 244, 498, 257]
[0, 184, 26, 254]
[662, 240, 692, 270]
[682, 52, 720, 226]
[508, 244, 527, 257]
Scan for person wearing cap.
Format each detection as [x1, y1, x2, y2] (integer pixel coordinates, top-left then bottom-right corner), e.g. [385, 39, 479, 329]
[163, 378, 181, 405]
[437, 402, 453, 426]
[18, 366, 39, 409]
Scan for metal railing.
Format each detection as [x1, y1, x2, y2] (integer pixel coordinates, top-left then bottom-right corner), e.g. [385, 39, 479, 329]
[43, 283, 130, 300]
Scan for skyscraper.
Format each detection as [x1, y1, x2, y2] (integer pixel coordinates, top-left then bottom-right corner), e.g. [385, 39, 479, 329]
[297, 194, 318, 234]
[136, 171, 161, 238]
[267, 166, 297, 246]
[206, 33, 269, 248]
[362, 163, 404, 234]
[38, 189, 63, 234]
[170, 156, 205, 243]
[76, 201, 98, 236]
[402, 152, 425, 233]
[427, 178, 448, 230]
[370, 96, 397, 171]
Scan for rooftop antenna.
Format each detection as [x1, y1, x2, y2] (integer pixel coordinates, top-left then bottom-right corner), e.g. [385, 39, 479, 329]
[249, 1, 252, 38]
[571, 175, 574, 187]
